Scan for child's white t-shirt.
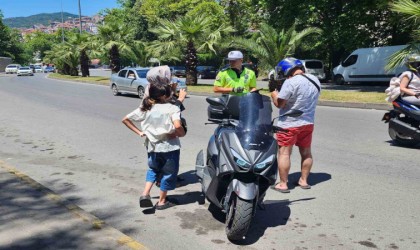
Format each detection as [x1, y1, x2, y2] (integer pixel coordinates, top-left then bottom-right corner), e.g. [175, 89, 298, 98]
[126, 103, 181, 152]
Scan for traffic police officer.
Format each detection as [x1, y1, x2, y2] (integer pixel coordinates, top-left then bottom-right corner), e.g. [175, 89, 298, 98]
[213, 50, 257, 95]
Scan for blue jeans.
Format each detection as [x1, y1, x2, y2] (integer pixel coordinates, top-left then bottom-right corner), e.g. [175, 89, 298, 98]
[146, 150, 180, 191]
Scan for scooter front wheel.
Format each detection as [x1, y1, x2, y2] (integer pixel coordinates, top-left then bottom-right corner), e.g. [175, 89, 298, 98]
[225, 196, 253, 241]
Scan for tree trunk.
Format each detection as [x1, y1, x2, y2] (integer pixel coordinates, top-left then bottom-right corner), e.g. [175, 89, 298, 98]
[109, 45, 121, 73]
[63, 63, 70, 75]
[80, 48, 90, 77]
[185, 41, 198, 85]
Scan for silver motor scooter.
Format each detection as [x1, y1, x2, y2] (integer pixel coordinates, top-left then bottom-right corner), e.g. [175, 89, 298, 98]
[196, 91, 302, 241]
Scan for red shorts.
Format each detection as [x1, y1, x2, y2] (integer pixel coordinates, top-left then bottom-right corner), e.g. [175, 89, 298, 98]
[276, 124, 314, 147]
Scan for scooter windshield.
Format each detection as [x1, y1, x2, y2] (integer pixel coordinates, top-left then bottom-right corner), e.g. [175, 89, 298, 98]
[235, 92, 273, 151]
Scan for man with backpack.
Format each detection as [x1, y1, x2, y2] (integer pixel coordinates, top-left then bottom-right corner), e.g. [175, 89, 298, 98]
[269, 57, 321, 193]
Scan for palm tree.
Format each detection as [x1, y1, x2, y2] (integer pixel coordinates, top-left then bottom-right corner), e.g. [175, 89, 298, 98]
[66, 32, 94, 77]
[386, 0, 420, 71]
[232, 22, 322, 72]
[44, 41, 79, 76]
[148, 15, 234, 85]
[97, 21, 144, 73]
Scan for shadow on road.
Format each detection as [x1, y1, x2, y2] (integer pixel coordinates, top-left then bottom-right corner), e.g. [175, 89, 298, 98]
[287, 172, 332, 189]
[205, 197, 315, 245]
[0, 172, 138, 249]
[177, 170, 199, 187]
[386, 139, 420, 149]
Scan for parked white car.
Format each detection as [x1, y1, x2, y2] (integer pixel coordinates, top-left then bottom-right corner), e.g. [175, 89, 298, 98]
[301, 59, 326, 81]
[17, 66, 34, 76]
[5, 64, 21, 74]
[34, 65, 43, 73]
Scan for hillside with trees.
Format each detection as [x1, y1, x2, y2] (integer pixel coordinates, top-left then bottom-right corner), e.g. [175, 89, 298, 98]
[3, 12, 79, 28]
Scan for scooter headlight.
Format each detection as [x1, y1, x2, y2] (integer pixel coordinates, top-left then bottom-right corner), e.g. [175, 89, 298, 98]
[230, 148, 251, 169]
[254, 155, 274, 170]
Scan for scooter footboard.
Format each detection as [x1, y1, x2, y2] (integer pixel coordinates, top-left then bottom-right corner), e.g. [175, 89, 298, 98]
[224, 179, 258, 210]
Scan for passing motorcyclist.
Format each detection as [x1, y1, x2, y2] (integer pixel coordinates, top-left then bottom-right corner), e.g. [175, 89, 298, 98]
[269, 57, 321, 193]
[400, 54, 420, 105]
[213, 50, 257, 95]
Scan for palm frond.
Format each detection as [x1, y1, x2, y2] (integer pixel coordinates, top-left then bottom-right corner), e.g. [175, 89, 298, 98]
[386, 44, 420, 71]
[390, 0, 420, 22]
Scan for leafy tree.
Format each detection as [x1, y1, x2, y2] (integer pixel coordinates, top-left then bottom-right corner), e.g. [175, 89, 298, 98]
[257, 0, 418, 70]
[0, 10, 26, 63]
[103, 4, 153, 41]
[232, 22, 322, 72]
[139, 0, 217, 26]
[149, 14, 234, 85]
[23, 31, 59, 61]
[219, 0, 258, 36]
[386, 0, 420, 71]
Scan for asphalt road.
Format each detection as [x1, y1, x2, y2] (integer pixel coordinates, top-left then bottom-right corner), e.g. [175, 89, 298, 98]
[0, 73, 419, 249]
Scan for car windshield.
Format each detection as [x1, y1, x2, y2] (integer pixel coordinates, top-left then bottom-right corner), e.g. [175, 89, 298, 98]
[305, 61, 323, 69]
[173, 66, 185, 70]
[235, 92, 273, 151]
[20, 67, 30, 70]
[7, 65, 17, 68]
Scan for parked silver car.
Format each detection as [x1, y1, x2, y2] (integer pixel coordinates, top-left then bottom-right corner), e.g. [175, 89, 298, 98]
[301, 59, 326, 81]
[110, 68, 149, 98]
[110, 67, 187, 99]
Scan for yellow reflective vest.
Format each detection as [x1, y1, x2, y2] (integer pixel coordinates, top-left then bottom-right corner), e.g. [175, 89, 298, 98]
[214, 67, 257, 96]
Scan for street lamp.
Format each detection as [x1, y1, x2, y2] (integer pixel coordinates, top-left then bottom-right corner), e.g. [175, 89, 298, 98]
[78, 0, 82, 34]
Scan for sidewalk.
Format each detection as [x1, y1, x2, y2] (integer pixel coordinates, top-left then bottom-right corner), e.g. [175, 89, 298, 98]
[0, 161, 146, 250]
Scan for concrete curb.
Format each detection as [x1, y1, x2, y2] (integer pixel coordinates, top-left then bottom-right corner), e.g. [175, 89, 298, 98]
[188, 92, 392, 111]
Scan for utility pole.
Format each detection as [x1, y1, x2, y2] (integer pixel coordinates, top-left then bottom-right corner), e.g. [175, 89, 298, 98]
[78, 0, 82, 34]
[61, 0, 64, 42]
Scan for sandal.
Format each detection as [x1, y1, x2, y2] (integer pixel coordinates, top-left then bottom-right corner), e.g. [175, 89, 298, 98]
[155, 201, 176, 210]
[270, 183, 290, 193]
[139, 195, 153, 208]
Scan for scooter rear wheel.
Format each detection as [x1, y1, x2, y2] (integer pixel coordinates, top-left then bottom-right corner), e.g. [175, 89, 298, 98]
[388, 126, 418, 147]
[225, 196, 253, 241]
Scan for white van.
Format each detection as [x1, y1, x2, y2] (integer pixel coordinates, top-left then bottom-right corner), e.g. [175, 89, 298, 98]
[332, 45, 408, 84]
[301, 59, 326, 81]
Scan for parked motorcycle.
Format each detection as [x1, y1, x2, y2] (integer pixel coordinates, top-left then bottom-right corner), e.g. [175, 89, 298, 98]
[195, 91, 302, 241]
[382, 96, 420, 146]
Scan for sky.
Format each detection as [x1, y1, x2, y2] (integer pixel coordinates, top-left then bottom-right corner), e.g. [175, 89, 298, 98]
[0, 0, 120, 19]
